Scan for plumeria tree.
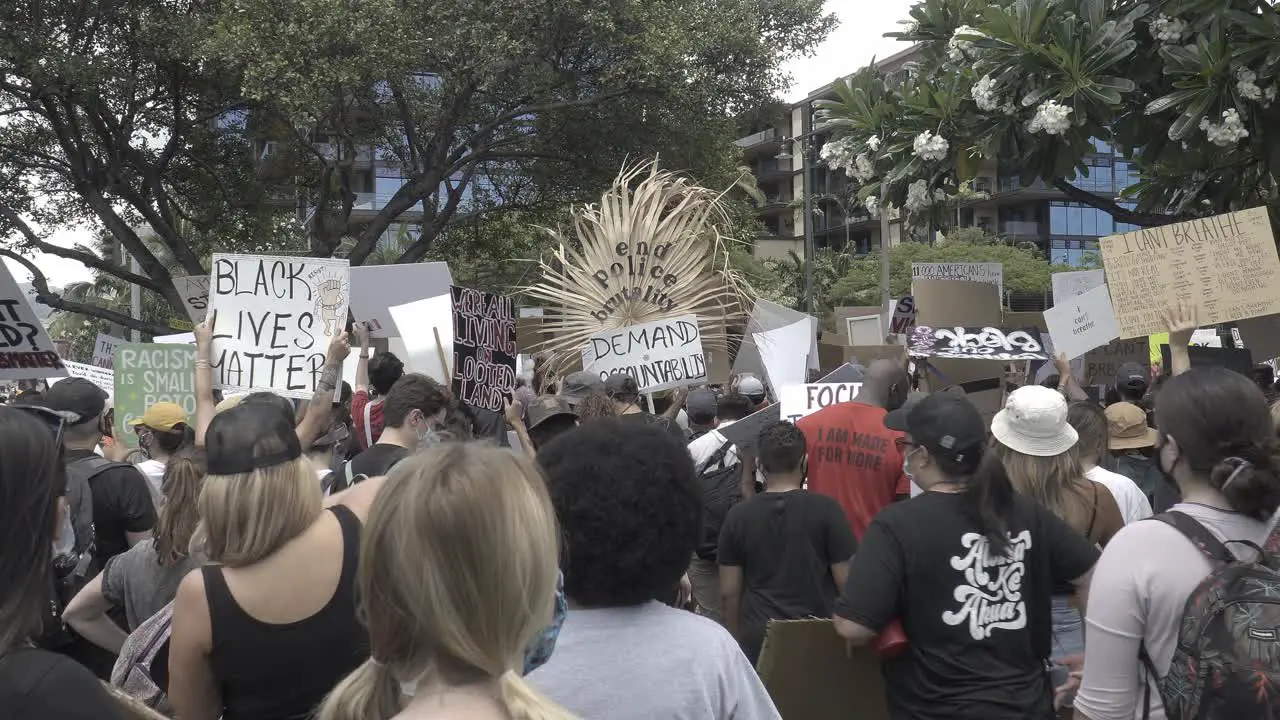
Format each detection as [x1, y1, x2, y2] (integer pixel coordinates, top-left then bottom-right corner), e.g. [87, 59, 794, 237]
[816, 0, 1280, 229]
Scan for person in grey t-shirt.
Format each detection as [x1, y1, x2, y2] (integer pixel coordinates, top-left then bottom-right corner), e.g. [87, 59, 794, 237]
[63, 451, 205, 650]
[531, 420, 780, 720]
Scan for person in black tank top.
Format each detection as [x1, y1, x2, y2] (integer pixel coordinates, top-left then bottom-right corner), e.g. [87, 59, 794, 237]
[168, 403, 370, 720]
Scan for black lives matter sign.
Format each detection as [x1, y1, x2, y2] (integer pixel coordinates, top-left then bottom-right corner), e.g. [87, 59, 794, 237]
[451, 286, 517, 412]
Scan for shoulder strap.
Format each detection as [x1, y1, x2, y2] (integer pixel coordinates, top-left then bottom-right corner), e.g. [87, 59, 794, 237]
[1153, 511, 1235, 565]
[701, 440, 735, 474]
[1085, 482, 1099, 539]
[344, 459, 355, 485]
[328, 505, 363, 584]
[363, 400, 375, 447]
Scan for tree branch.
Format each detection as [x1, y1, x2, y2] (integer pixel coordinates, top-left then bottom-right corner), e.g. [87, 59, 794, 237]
[0, 249, 177, 336]
[1049, 178, 1177, 227]
[0, 205, 163, 291]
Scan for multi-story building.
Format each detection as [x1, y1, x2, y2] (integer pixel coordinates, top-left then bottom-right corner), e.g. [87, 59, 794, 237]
[736, 45, 1141, 272]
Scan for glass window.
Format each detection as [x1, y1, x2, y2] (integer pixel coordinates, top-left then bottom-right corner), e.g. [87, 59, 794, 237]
[215, 107, 248, 132]
[1050, 203, 1068, 234]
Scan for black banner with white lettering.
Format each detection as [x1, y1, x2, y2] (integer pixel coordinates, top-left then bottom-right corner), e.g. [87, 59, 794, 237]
[909, 325, 1049, 361]
[451, 286, 517, 412]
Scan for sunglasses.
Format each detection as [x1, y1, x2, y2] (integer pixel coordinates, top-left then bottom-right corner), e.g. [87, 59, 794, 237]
[8, 405, 73, 448]
[893, 437, 920, 452]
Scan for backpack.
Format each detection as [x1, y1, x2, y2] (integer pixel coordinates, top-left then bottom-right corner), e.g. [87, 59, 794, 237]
[111, 601, 174, 712]
[1141, 511, 1280, 720]
[694, 440, 741, 561]
[322, 460, 368, 497]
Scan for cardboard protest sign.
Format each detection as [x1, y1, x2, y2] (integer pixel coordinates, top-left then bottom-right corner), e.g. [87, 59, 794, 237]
[349, 262, 452, 339]
[913, 279, 1002, 328]
[888, 296, 917, 334]
[1042, 284, 1120, 360]
[54, 362, 114, 398]
[0, 263, 66, 380]
[92, 333, 125, 369]
[1082, 338, 1148, 387]
[912, 262, 1002, 298]
[113, 343, 196, 447]
[924, 358, 1006, 425]
[718, 363, 864, 450]
[1051, 269, 1105, 304]
[1160, 344, 1254, 378]
[908, 326, 1049, 361]
[207, 254, 350, 398]
[582, 314, 706, 391]
[778, 382, 863, 423]
[756, 618, 887, 720]
[388, 294, 453, 383]
[450, 286, 517, 412]
[1002, 311, 1049, 333]
[1100, 207, 1280, 338]
[172, 275, 210, 324]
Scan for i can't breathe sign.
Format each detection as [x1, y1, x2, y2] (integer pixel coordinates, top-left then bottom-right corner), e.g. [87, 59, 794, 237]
[582, 314, 706, 392]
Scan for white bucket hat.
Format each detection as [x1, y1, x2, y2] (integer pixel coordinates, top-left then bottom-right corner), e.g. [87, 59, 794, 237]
[991, 385, 1078, 457]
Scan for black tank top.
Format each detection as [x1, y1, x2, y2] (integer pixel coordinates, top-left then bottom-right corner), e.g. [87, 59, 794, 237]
[204, 505, 369, 720]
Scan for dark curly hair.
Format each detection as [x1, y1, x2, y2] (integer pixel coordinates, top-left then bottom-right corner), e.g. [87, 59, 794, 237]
[536, 419, 700, 607]
[368, 351, 405, 396]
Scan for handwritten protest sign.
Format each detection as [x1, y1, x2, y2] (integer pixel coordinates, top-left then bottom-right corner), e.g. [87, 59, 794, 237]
[889, 296, 917, 334]
[113, 343, 196, 448]
[778, 382, 863, 423]
[583, 314, 706, 392]
[207, 254, 350, 398]
[1100, 207, 1280, 338]
[93, 333, 125, 369]
[54, 362, 114, 398]
[1082, 338, 1148, 386]
[450, 286, 517, 412]
[173, 275, 210, 324]
[1042, 284, 1120, 360]
[0, 263, 65, 380]
[912, 262, 1003, 298]
[1050, 269, 1105, 304]
[908, 326, 1048, 361]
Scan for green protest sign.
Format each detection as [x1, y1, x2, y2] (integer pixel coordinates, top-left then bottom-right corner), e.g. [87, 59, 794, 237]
[113, 343, 197, 448]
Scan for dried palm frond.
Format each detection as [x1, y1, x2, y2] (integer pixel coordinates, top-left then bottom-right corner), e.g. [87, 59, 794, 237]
[523, 161, 749, 373]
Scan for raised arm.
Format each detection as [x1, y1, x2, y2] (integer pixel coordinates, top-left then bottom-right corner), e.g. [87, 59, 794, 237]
[295, 331, 350, 451]
[1163, 301, 1198, 378]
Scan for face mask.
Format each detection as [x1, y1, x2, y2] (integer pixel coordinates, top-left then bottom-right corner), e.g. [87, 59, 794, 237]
[902, 447, 920, 483]
[398, 571, 567, 696]
[1157, 435, 1181, 490]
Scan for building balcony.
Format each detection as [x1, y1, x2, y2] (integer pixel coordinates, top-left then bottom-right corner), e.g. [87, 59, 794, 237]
[735, 128, 777, 148]
[757, 196, 793, 217]
[1000, 220, 1042, 238]
[349, 192, 425, 220]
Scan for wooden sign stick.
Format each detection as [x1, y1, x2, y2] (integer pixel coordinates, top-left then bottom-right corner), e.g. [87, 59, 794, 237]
[433, 327, 451, 382]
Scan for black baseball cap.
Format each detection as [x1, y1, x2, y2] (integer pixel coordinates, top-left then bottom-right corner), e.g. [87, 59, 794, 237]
[604, 373, 640, 399]
[685, 389, 717, 422]
[206, 402, 302, 475]
[559, 371, 603, 406]
[43, 378, 108, 426]
[884, 392, 985, 465]
[1115, 362, 1148, 391]
[526, 395, 577, 430]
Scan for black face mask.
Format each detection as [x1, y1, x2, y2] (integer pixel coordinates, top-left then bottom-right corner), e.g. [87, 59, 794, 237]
[1156, 434, 1181, 493]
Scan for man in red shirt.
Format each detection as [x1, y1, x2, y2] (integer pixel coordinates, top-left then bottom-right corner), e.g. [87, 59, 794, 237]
[797, 360, 910, 539]
[350, 325, 405, 450]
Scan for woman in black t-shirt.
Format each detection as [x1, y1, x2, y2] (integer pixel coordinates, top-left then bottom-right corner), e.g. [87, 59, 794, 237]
[0, 405, 125, 719]
[833, 393, 1099, 720]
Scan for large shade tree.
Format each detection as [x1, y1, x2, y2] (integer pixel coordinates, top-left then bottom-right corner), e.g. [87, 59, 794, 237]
[815, 0, 1280, 230]
[0, 0, 834, 332]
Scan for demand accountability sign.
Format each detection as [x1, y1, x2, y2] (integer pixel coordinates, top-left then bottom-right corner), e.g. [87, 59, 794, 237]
[582, 314, 706, 392]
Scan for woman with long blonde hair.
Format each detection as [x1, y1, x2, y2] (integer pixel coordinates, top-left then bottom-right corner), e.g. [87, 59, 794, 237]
[65, 450, 207, 651]
[167, 402, 372, 720]
[990, 386, 1122, 712]
[318, 444, 573, 720]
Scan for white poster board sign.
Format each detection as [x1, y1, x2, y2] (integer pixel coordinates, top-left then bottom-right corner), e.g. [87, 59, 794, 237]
[778, 382, 862, 422]
[350, 263, 453, 339]
[581, 314, 706, 392]
[845, 315, 884, 346]
[53, 362, 114, 399]
[1189, 329, 1222, 348]
[1051, 269, 1105, 304]
[388, 294, 454, 383]
[0, 263, 66, 380]
[153, 332, 195, 345]
[911, 262, 1003, 299]
[755, 318, 812, 395]
[1042, 284, 1120, 360]
[173, 275, 210, 324]
[207, 253, 350, 398]
[92, 333, 125, 369]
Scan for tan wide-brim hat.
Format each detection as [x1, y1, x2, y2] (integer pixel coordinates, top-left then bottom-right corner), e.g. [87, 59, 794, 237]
[1105, 402, 1158, 450]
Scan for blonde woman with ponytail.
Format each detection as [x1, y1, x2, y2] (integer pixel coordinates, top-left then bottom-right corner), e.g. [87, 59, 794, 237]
[317, 444, 574, 720]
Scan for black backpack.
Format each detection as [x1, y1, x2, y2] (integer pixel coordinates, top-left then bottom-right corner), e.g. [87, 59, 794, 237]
[322, 460, 368, 497]
[695, 440, 741, 561]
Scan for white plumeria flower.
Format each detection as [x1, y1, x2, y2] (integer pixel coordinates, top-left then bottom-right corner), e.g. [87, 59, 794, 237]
[1026, 99, 1073, 135]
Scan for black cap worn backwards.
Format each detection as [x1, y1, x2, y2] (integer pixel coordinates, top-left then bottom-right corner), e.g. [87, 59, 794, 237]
[884, 392, 986, 466]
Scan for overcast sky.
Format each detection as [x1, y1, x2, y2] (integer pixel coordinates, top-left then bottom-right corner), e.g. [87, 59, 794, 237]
[4, 0, 917, 290]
